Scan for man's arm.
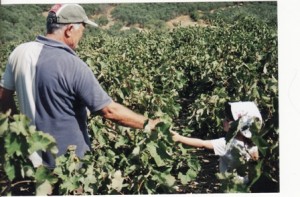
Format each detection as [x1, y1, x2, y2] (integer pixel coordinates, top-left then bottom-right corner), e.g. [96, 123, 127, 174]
[0, 86, 17, 115]
[95, 101, 160, 130]
[171, 131, 214, 149]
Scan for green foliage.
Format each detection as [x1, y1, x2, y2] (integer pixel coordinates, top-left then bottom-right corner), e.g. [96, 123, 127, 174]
[0, 2, 277, 46]
[78, 15, 278, 193]
[111, 2, 236, 26]
[0, 5, 47, 44]
[82, 4, 108, 16]
[78, 31, 185, 118]
[0, 112, 58, 196]
[0, 112, 200, 195]
[79, 116, 200, 194]
[0, 3, 278, 194]
[202, 2, 277, 27]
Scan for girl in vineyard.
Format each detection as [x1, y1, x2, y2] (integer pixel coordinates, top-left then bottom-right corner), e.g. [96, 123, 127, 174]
[171, 101, 262, 184]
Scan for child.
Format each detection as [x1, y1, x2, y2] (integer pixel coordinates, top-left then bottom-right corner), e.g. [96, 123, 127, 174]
[171, 101, 262, 184]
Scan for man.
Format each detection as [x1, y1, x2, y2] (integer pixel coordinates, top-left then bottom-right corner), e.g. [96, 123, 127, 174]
[0, 4, 159, 168]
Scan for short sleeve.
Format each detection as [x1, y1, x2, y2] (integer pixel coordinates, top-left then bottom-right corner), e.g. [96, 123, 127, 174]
[211, 137, 227, 156]
[0, 61, 15, 90]
[73, 62, 112, 112]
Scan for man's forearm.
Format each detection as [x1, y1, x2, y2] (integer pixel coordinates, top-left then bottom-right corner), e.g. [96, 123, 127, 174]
[99, 101, 158, 130]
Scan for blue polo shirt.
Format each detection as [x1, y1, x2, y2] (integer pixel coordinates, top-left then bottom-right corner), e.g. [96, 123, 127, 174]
[1, 35, 112, 168]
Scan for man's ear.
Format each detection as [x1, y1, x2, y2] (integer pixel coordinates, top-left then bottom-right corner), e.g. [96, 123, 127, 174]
[64, 24, 73, 37]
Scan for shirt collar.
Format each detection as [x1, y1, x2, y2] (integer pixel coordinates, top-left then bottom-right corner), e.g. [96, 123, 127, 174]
[36, 35, 77, 56]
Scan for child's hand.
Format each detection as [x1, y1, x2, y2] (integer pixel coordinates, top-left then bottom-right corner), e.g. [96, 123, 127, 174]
[170, 130, 181, 142]
[250, 151, 259, 161]
[249, 146, 259, 161]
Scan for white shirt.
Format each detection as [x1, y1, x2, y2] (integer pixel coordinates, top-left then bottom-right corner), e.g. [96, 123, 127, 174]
[211, 137, 258, 183]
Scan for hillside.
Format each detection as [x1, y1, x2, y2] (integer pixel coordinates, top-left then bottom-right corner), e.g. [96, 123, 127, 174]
[0, 2, 277, 44]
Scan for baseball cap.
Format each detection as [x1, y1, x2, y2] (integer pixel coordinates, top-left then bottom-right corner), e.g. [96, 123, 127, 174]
[229, 101, 262, 138]
[47, 4, 98, 27]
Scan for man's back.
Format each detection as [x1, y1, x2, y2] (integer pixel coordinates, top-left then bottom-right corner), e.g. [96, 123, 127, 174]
[1, 35, 112, 168]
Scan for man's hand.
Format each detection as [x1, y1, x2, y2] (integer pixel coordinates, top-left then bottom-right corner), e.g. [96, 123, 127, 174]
[148, 118, 161, 130]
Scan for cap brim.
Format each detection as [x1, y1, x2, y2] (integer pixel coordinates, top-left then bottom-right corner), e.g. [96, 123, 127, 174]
[84, 19, 98, 27]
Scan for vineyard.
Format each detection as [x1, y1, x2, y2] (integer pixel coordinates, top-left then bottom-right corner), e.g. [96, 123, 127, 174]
[0, 3, 278, 195]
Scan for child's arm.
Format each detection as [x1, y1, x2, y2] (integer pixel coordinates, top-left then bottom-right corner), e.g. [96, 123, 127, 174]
[171, 131, 214, 149]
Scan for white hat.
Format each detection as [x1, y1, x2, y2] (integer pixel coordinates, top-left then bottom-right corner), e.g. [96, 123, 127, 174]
[47, 4, 98, 27]
[229, 101, 262, 138]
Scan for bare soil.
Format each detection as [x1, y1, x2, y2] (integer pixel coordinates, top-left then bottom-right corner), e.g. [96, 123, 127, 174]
[100, 6, 209, 32]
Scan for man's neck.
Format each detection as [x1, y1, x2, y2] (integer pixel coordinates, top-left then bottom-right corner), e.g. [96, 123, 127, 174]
[46, 33, 65, 44]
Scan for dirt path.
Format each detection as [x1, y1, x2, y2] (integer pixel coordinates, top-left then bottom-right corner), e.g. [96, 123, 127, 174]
[101, 5, 116, 30]
[166, 13, 209, 29]
[101, 5, 210, 31]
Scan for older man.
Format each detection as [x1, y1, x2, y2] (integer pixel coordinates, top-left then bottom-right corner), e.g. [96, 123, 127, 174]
[0, 4, 159, 168]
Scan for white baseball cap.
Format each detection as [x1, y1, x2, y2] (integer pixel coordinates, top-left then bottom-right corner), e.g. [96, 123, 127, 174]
[47, 4, 98, 27]
[229, 101, 262, 138]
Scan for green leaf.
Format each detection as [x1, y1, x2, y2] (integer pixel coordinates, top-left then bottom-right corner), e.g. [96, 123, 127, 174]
[115, 135, 127, 148]
[0, 113, 8, 136]
[60, 176, 80, 192]
[4, 133, 23, 156]
[35, 166, 58, 185]
[23, 165, 34, 177]
[147, 142, 165, 167]
[9, 114, 30, 136]
[157, 141, 172, 160]
[152, 171, 175, 187]
[4, 160, 15, 181]
[248, 160, 263, 187]
[28, 131, 58, 155]
[178, 143, 187, 155]
[144, 179, 156, 194]
[187, 157, 201, 172]
[178, 172, 191, 185]
[36, 180, 52, 195]
[252, 135, 268, 156]
[186, 168, 198, 180]
[125, 165, 137, 175]
[110, 170, 124, 192]
[117, 89, 124, 100]
[164, 174, 176, 187]
[132, 146, 140, 156]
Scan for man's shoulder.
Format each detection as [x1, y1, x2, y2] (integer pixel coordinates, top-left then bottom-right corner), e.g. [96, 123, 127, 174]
[9, 41, 44, 61]
[13, 41, 42, 51]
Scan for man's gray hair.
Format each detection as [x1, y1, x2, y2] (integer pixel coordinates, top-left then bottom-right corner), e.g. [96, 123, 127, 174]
[47, 23, 81, 34]
[46, 23, 67, 34]
[46, 11, 81, 34]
